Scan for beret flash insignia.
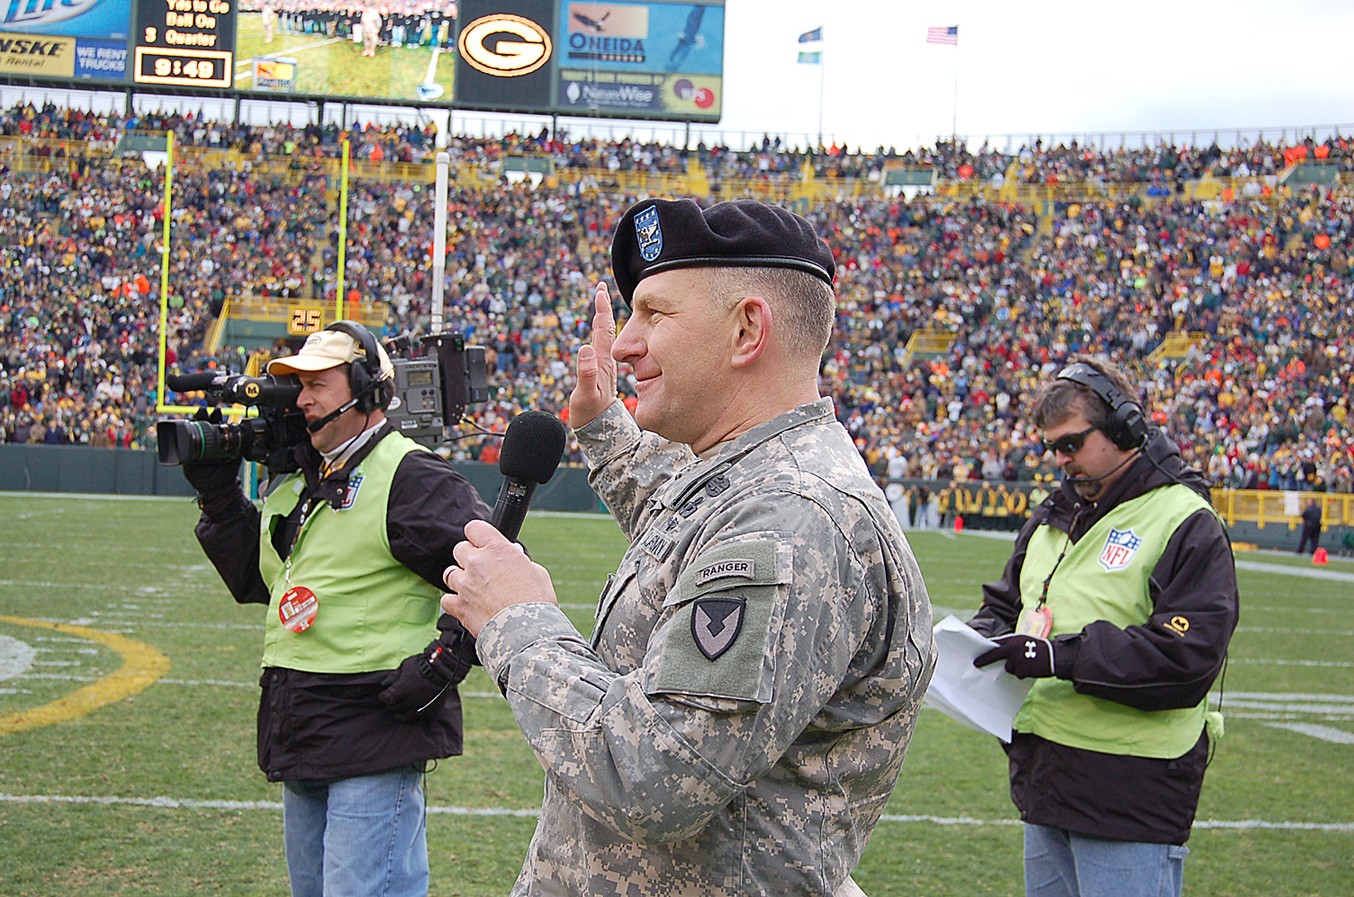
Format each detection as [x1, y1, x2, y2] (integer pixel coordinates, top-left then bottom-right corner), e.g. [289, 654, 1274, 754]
[635, 205, 663, 262]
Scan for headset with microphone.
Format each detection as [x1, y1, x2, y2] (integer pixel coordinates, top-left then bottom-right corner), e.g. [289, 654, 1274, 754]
[1055, 362, 1148, 451]
[305, 321, 395, 434]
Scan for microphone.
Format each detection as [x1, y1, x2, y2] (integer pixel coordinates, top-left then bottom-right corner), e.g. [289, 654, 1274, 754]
[492, 411, 568, 541]
[307, 397, 358, 434]
[306, 379, 377, 433]
[1064, 450, 1140, 485]
[167, 372, 225, 393]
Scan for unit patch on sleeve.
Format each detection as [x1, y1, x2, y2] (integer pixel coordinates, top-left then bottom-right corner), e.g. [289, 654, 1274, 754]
[691, 596, 746, 661]
[646, 537, 789, 703]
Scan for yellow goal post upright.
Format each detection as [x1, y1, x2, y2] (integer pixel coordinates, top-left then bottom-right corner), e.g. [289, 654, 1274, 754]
[335, 138, 350, 326]
[154, 136, 355, 418]
[150, 134, 357, 498]
[154, 130, 196, 417]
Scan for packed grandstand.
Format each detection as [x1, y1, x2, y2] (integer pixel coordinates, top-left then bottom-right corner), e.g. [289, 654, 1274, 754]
[0, 100, 1350, 497]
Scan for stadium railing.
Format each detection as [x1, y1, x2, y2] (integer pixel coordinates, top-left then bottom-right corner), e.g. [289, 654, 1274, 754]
[897, 479, 1352, 549]
[1211, 488, 1353, 532]
[224, 296, 389, 332]
[9, 129, 1312, 210]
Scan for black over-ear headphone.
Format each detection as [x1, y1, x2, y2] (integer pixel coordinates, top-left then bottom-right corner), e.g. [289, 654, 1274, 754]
[325, 321, 392, 414]
[1055, 362, 1148, 450]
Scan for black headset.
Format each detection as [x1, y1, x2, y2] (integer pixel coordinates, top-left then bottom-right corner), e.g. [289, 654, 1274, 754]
[1055, 362, 1148, 450]
[325, 320, 393, 414]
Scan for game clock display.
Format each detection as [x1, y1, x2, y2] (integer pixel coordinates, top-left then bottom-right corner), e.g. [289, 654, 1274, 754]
[134, 48, 232, 88]
[132, 0, 236, 89]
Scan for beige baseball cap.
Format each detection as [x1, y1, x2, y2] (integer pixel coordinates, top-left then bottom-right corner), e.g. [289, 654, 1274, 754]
[267, 329, 394, 379]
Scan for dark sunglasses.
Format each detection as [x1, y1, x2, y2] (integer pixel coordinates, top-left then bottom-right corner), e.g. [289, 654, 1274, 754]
[1041, 425, 1098, 456]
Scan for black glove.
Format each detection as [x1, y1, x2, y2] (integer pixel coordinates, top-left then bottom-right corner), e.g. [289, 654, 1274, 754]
[974, 633, 1056, 679]
[184, 457, 243, 495]
[379, 618, 476, 721]
[180, 409, 244, 496]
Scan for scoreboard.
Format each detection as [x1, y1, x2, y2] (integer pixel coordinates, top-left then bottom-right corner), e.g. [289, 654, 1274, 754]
[132, 0, 235, 88]
[0, 0, 725, 124]
[0, 0, 233, 87]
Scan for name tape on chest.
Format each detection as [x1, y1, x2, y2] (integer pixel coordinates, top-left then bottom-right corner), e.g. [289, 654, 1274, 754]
[639, 529, 675, 561]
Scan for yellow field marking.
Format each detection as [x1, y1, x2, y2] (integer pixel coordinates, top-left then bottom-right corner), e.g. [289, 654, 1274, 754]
[0, 616, 170, 735]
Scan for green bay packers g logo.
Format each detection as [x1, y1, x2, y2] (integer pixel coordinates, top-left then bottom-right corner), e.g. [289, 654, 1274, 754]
[458, 14, 552, 77]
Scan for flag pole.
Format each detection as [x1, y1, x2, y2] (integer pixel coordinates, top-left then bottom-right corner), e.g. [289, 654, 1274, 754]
[818, 48, 825, 149]
[951, 57, 958, 140]
[798, 27, 826, 148]
[927, 24, 960, 141]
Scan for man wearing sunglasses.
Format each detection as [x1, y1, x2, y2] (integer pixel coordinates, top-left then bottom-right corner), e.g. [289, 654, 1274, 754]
[968, 357, 1238, 897]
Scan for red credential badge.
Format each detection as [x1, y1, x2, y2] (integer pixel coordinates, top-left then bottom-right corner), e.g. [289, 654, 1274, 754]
[279, 586, 319, 632]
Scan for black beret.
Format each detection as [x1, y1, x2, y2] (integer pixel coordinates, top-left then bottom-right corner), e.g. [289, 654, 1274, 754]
[609, 198, 835, 306]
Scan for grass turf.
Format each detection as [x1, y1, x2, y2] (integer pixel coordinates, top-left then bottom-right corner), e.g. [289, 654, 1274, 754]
[1, 494, 1350, 895]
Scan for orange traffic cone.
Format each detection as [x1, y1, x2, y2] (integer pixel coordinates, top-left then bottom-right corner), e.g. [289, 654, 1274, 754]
[954, 515, 964, 533]
[1313, 547, 1328, 566]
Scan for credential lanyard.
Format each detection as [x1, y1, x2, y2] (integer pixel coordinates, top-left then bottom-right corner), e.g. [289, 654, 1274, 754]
[283, 496, 325, 585]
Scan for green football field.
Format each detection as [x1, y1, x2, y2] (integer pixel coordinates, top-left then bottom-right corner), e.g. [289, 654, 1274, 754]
[233, 13, 455, 105]
[1, 493, 1350, 896]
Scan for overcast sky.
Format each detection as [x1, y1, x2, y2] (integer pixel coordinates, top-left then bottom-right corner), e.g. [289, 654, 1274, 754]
[709, 0, 1354, 151]
[11, 0, 1349, 151]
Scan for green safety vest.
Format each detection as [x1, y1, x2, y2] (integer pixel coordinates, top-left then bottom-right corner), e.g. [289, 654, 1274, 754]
[1015, 484, 1217, 759]
[258, 434, 441, 673]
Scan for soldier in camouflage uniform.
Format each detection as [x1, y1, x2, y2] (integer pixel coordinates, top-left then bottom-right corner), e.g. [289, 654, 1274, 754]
[442, 199, 936, 897]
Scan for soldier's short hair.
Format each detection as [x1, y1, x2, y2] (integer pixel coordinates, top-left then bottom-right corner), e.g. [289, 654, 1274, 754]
[708, 266, 834, 364]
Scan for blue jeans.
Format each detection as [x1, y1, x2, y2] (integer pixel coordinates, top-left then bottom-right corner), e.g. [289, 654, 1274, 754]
[1024, 824, 1189, 897]
[282, 766, 428, 897]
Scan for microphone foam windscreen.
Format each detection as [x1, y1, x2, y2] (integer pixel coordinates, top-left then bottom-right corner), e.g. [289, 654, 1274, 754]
[499, 411, 568, 485]
[166, 372, 220, 392]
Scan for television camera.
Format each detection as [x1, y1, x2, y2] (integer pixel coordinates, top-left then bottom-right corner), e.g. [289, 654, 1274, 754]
[156, 332, 487, 471]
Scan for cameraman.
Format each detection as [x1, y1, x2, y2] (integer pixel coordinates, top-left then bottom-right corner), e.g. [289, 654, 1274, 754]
[183, 322, 489, 897]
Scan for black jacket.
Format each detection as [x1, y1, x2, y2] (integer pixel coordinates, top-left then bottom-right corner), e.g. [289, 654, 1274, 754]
[970, 430, 1239, 843]
[195, 424, 490, 781]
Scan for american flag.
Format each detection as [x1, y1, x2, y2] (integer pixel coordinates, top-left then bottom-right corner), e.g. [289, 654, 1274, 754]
[927, 25, 958, 45]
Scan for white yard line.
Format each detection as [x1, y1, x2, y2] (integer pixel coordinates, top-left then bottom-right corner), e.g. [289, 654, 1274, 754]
[3, 792, 1351, 831]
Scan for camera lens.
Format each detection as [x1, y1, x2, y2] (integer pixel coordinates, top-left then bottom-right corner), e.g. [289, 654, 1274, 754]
[155, 419, 243, 465]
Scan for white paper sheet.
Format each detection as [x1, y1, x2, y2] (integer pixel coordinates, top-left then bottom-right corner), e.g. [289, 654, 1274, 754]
[924, 615, 1033, 742]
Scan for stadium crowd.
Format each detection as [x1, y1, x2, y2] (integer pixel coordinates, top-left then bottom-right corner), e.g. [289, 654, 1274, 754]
[9, 101, 1354, 181]
[1, 101, 1350, 494]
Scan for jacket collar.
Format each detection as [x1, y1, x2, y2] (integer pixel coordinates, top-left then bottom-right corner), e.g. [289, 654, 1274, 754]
[659, 398, 836, 512]
[296, 421, 395, 506]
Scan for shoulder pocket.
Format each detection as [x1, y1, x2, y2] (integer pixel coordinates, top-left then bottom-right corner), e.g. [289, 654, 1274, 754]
[590, 564, 635, 650]
[647, 538, 790, 704]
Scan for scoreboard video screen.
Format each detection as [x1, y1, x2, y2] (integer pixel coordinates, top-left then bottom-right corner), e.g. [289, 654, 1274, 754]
[0, 0, 724, 123]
